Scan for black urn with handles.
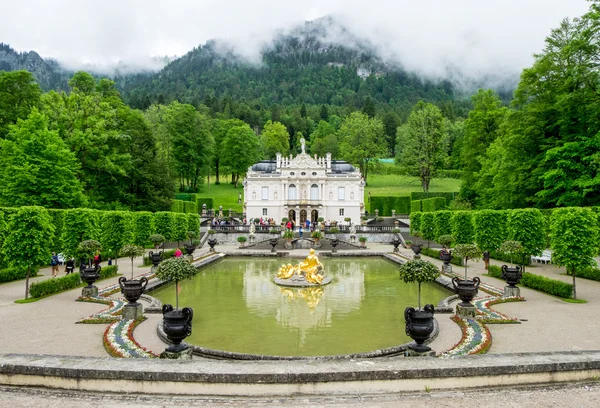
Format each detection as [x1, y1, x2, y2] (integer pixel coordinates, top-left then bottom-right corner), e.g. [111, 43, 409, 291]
[162, 304, 194, 352]
[452, 276, 481, 306]
[119, 276, 149, 306]
[404, 304, 435, 352]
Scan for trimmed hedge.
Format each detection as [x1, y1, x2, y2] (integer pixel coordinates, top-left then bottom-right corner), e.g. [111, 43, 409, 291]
[132, 211, 154, 247]
[421, 212, 436, 241]
[174, 193, 196, 202]
[29, 273, 81, 298]
[421, 247, 463, 266]
[99, 265, 119, 280]
[576, 267, 600, 282]
[410, 212, 422, 236]
[370, 196, 411, 215]
[171, 200, 185, 213]
[452, 211, 475, 244]
[422, 197, 446, 212]
[434, 211, 453, 241]
[184, 201, 198, 214]
[196, 197, 214, 213]
[410, 192, 456, 206]
[489, 250, 531, 266]
[488, 265, 573, 298]
[0, 267, 38, 284]
[521, 272, 573, 299]
[187, 213, 200, 233]
[411, 200, 422, 213]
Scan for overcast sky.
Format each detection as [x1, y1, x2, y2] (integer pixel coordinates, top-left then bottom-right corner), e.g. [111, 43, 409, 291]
[0, 0, 592, 79]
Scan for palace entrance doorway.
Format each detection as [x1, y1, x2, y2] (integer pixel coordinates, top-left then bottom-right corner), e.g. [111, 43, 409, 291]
[311, 210, 319, 224]
[300, 209, 307, 225]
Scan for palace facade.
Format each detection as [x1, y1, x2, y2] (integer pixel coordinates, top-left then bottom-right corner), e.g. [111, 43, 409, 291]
[243, 141, 365, 226]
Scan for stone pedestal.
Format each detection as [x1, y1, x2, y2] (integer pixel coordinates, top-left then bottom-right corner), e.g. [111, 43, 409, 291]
[122, 303, 143, 320]
[413, 254, 421, 260]
[249, 235, 255, 244]
[393, 247, 399, 254]
[81, 286, 98, 298]
[442, 264, 452, 274]
[504, 286, 521, 298]
[456, 303, 477, 319]
[201, 209, 207, 217]
[160, 346, 193, 360]
[405, 349, 436, 357]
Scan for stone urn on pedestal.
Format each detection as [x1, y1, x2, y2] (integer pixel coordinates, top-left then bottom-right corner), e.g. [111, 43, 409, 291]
[411, 243, 422, 260]
[207, 231, 217, 253]
[77, 240, 103, 298]
[269, 237, 279, 253]
[184, 231, 198, 257]
[155, 257, 199, 359]
[391, 234, 401, 254]
[501, 265, 523, 297]
[118, 244, 147, 320]
[398, 259, 440, 356]
[452, 244, 483, 318]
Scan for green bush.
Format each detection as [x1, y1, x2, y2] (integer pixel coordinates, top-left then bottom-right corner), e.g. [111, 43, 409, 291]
[421, 212, 436, 242]
[474, 209, 507, 252]
[0, 267, 38, 283]
[195, 197, 214, 213]
[370, 196, 411, 215]
[420, 247, 463, 266]
[99, 265, 119, 280]
[508, 208, 545, 260]
[410, 212, 422, 236]
[132, 212, 154, 247]
[487, 265, 503, 279]
[29, 273, 81, 298]
[174, 193, 196, 201]
[187, 213, 200, 234]
[421, 197, 446, 212]
[576, 267, 600, 282]
[154, 212, 175, 242]
[171, 200, 185, 213]
[521, 272, 573, 299]
[452, 211, 475, 244]
[410, 192, 457, 206]
[173, 213, 189, 244]
[411, 200, 422, 213]
[434, 211, 453, 241]
[184, 201, 198, 214]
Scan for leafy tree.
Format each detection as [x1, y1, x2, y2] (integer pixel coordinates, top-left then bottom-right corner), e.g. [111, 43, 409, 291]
[410, 212, 422, 236]
[362, 96, 376, 118]
[2, 206, 54, 299]
[187, 213, 200, 235]
[459, 90, 507, 204]
[507, 209, 545, 269]
[173, 213, 189, 246]
[337, 112, 386, 183]
[61, 209, 101, 258]
[551, 207, 599, 299]
[68, 71, 96, 94]
[260, 120, 290, 159]
[451, 211, 475, 244]
[100, 211, 132, 263]
[453, 243, 482, 279]
[395, 101, 449, 192]
[221, 124, 261, 187]
[119, 244, 145, 280]
[132, 212, 154, 247]
[382, 111, 400, 156]
[398, 260, 440, 310]
[420, 212, 436, 246]
[0, 110, 85, 208]
[212, 118, 245, 184]
[0, 70, 41, 138]
[319, 105, 329, 121]
[309, 120, 338, 157]
[433, 211, 453, 242]
[154, 212, 175, 242]
[474, 210, 507, 252]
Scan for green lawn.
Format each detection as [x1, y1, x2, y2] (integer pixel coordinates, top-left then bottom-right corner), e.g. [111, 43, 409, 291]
[194, 174, 461, 213]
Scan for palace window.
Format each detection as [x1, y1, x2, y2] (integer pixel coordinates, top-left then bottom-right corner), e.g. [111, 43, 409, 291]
[262, 187, 269, 200]
[338, 187, 345, 200]
[263, 208, 268, 216]
[288, 184, 297, 200]
[339, 208, 345, 216]
[310, 184, 319, 200]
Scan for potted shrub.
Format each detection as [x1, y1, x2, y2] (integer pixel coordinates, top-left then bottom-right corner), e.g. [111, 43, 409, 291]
[359, 236, 368, 247]
[77, 240, 102, 289]
[376, 216, 384, 223]
[398, 259, 440, 352]
[452, 243, 482, 306]
[329, 227, 340, 234]
[184, 231, 198, 256]
[438, 235, 454, 248]
[392, 228, 401, 234]
[149, 234, 166, 250]
[155, 257, 197, 353]
[237, 236, 248, 247]
[318, 217, 324, 223]
[499, 240, 524, 287]
[311, 230, 323, 244]
[405, 240, 413, 248]
[344, 217, 352, 223]
[118, 244, 148, 307]
[283, 229, 294, 242]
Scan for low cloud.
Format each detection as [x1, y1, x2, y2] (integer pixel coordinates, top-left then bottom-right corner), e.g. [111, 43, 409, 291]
[0, 0, 591, 82]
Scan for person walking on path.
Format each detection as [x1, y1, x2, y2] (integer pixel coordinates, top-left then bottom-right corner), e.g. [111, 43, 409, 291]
[65, 258, 75, 275]
[50, 253, 60, 278]
[483, 250, 490, 270]
[299, 226, 303, 238]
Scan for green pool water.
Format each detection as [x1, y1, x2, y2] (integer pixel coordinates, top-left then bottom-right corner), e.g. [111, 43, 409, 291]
[151, 257, 450, 357]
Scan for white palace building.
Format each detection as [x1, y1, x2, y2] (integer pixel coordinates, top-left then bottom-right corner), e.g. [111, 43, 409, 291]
[243, 139, 365, 226]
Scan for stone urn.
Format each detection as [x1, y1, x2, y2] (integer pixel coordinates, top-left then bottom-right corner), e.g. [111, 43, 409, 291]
[411, 244, 422, 255]
[162, 304, 194, 352]
[208, 237, 217, 252]
[440, 251, 452, 264]
[502, 265, 523, 287]
[330, 237, 339, 253]
[392, 235, 401, 253]
[452, 276, 481, 306]
[269, 237, 279, 253]
[404, 304, 435, 352]
[149, 251, 163, 267]
[118, 276, 149, 306]
[80, 266, 100, 288]
[184, 244, 196, 256]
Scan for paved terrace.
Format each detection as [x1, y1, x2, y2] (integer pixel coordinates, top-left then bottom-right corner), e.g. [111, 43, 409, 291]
[1, 241, 600, 397]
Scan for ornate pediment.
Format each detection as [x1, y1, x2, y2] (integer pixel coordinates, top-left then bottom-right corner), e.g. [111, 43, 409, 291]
[288, 153, 320, 170]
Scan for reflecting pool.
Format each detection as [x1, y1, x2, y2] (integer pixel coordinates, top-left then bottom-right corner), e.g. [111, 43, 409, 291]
[151, 257, 450, 357]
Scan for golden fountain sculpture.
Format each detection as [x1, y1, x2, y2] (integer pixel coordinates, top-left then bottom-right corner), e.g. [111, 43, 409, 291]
[274, 249, 332, 287]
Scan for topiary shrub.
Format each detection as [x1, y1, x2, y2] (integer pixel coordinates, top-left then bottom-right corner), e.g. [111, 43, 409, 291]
[410, 212, 422, 236]
[132, 211, 154, 247]
[451, 211, 475, 244]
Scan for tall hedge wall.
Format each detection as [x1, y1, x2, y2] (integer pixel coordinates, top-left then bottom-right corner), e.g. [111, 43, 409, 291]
[154, 212, 175, 242]
[370, 196, 411, 215]
[421, 212, 436, 242]
[508, 208, 545, 258]
[174, 193, 196, 201]
[196, 197, 214, 212]
[410, 212, 422, 236]
[171, 200, 185, 213]
[187, 213, 200, 234]
[184, 201, 198, 214]
[434, 211, 453, 241]
[410, 192, 456, 206]
[411, 200, 422, 213]
[173, 213, 189, 243]
[452, 211, 475, 244]
[132, 212, 154, 247]
[61, 209, 101, 258]
[474, 210, 507, 252]
[422, 197, 446, 212]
